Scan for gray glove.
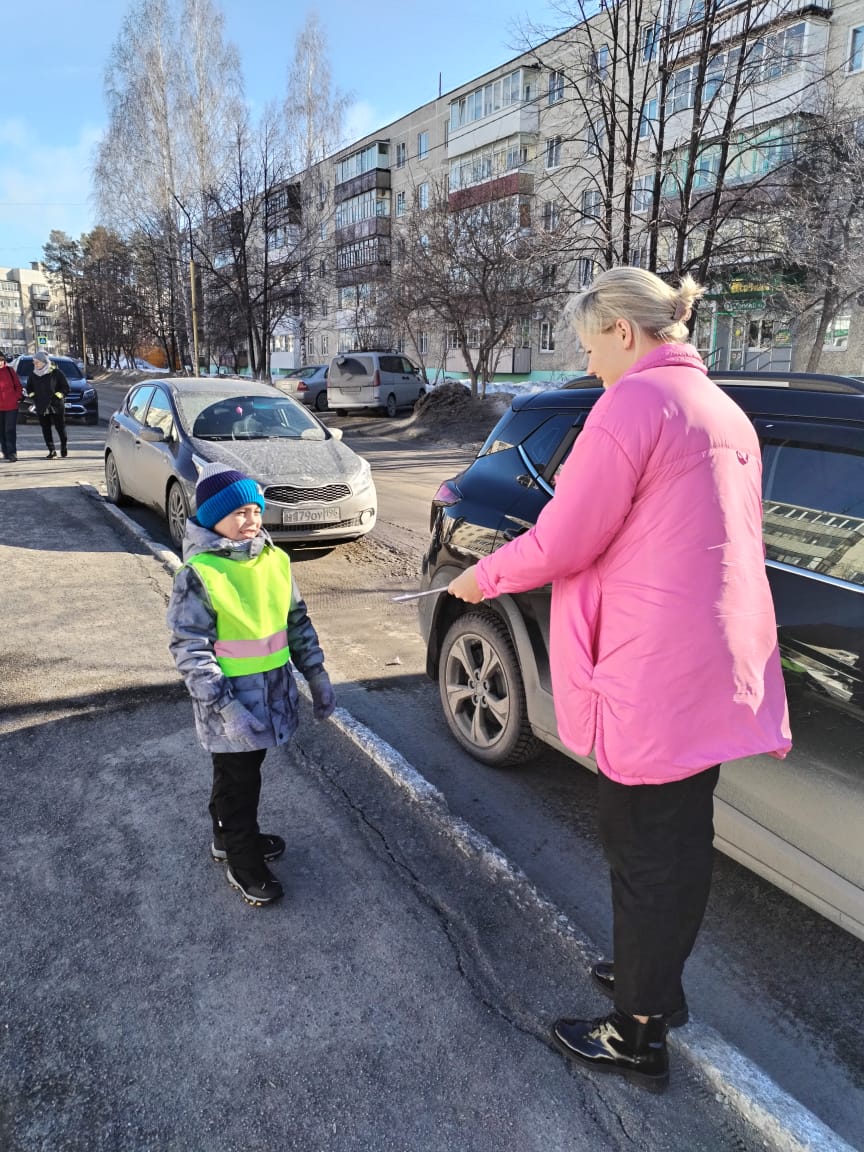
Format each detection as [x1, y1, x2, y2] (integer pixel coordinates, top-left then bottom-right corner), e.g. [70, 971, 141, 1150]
[308, 669, 336, 721]
[220, 698, 268, 749]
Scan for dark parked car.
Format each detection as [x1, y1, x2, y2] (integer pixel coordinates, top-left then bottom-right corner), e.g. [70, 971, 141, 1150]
[418, 371, 864, 941]
[15, 355, 99, 425]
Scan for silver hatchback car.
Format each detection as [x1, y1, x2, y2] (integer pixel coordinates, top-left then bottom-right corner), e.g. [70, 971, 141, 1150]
[104, 378, 377, 549]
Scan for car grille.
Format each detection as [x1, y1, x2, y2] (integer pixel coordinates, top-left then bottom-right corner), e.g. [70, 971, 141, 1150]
[279, 516, 363, 532]
[264, 484, 351, 505]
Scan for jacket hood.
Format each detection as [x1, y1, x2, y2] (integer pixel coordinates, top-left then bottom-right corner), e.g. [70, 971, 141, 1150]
[181, 518, 274, 563]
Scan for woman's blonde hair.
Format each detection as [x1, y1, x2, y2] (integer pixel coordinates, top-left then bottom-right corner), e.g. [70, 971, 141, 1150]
[571, 267, 706, 344]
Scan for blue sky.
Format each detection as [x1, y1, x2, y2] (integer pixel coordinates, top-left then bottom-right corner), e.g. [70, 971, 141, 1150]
[1, 0, 563, 268]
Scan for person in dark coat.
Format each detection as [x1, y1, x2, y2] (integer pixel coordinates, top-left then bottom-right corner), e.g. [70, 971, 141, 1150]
[0, 356, 23, 462]
[26, 349, 69, 459]
[166, 462, 337, 907]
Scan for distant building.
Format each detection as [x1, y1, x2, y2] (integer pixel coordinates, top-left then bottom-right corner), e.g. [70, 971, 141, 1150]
[0, 263, 60, 359]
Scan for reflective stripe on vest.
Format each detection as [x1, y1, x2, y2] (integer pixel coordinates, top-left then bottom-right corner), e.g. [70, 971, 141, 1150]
[184, 546, 292, 677]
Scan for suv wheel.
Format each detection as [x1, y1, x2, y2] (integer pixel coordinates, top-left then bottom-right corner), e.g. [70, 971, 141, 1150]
[167, 481, 189, 550]
[384, 392, 397, 418]
[439, 610, 540, 767]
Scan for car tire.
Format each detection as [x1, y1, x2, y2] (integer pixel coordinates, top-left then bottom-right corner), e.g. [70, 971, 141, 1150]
[167, 481, 190, 551]
[105, 451, 130, 506]
[314, 391, 328, 412]
[384, 393, 397, 418]
[439, 610, 541, 767]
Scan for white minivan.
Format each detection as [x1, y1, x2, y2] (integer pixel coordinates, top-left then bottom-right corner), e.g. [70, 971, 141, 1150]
[328, 352, 425, 417]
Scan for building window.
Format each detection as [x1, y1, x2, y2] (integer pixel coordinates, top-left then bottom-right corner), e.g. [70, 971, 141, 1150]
[396, 142, 407, 168]
[581, 188, 602, 218]
[823, 315, 850, 350]
[669, 66, 695, 114]
[446, 329, 460, 351]
[417, 182, 429, 210]
[641, 22, 659, 63]
[321, 297, 328, 317]
[633, 174, 652, 213]
[539, 321, 555, 352]
[586, 119, 606, 157]
[545, 136, 562, 169]
[418, 331, 428, 355]
[542, 200, 560, 231]
[851, 27, 864, 72]
[591, 45, 609, 85]
[577, 257, 594, 287]
[448, 70, 525, 132]
[548, 69, 565, 104]
[542, 264, 557, 288]
[396, 191, 406, 217]
[629, 243, 650, 268]
[417, 131, 429, 159]
[639, 99, 658, 140]
[321, 334, 329, 356]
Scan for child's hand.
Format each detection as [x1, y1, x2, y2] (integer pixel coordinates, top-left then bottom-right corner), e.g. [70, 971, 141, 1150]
[220, 699, 268, 749]
[308, 670, 336, 720]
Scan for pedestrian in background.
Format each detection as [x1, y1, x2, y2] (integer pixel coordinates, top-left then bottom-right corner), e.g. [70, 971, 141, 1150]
[26, 349, 69, 459]
[0, 355, 23, 462]
[448, 267, 791, 1093]
[166, 462, 337, 907]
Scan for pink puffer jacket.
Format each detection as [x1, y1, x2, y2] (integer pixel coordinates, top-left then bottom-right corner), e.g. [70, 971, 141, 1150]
[475, 343, 791, 784]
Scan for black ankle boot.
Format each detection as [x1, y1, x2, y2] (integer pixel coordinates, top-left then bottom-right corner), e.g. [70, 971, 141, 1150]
[225, 863, 283, 906]
[552, 1010, 669, 1093]
[591, 961, 689, 1028]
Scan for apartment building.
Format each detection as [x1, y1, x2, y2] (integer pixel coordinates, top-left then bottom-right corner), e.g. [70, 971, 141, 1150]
[0, 263, 60, 359]
[291, 0, 864, 378]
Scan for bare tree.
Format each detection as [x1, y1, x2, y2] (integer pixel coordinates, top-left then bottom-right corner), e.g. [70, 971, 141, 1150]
[774, 91, 864, 369]
[520, 0, 829, 284]
[389, 179, 567, 396]
[42, 231, 83, 355]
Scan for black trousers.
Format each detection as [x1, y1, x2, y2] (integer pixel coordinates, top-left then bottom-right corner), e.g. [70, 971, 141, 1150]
[0, 409, 17, 458]
[597, 763, 720, 1018]
[209, 749, 268, 871]
[39, 410, 66, 451]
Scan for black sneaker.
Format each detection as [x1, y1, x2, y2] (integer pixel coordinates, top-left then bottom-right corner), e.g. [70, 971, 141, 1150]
[591, 961, 689, 1028]
[225, 864, 284, 906]
[60, 445, 68, 458]
[553, 1010, 669, 1093]
[211, 831, 285, 863]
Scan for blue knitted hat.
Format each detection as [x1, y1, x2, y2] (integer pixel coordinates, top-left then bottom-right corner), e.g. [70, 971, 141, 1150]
[195, 461, 265, 529]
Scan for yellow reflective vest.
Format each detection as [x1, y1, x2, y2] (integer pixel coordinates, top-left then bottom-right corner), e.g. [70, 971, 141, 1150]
[185, 547, 292, 677]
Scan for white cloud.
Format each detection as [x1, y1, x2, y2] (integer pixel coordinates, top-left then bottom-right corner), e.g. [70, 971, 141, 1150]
[0, 120, 103, 267]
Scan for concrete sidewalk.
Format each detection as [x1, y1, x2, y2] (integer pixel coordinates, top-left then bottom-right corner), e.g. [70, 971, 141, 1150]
[0, 458, 851, 1151]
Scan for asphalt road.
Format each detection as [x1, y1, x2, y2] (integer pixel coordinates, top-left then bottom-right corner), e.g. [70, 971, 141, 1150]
[1, 406, 782, 1151]
[88, 377, 864, 1147]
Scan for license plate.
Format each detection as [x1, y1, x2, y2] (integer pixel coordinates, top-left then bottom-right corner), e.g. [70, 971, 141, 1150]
[282, 506, 340, 525]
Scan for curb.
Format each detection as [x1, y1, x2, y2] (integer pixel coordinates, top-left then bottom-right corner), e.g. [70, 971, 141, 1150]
[84, 485, 856, 1152]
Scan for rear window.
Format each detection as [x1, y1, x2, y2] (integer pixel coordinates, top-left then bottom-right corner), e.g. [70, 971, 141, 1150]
[334, 356, 374, 377]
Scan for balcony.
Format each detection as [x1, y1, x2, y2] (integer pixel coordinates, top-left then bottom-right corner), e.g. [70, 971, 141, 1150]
[448, 104, 539, 159]
[334, 168, 391, 205]
[449, 170, 534, 212]
[334, 215, 392, 245]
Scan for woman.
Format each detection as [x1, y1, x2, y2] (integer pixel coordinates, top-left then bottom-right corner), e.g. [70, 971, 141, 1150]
[448, 268, 791, 1093]
[0, 355, 23, 461]
[27, 349, 69, 459]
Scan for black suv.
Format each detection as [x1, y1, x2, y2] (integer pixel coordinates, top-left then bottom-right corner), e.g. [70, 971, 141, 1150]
[419, 372, 864, 941]
[15, 355, 99, 425]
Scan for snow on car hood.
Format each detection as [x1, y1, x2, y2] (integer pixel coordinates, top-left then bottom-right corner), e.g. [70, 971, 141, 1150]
[189, 433, 365, 486]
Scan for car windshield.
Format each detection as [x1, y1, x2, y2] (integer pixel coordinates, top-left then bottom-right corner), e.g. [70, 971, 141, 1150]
[55, 360, 83, 380]
[290, 366, 322, 379]
[179, 393, 326, 441]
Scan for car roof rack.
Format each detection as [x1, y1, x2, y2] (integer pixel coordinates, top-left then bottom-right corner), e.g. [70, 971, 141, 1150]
[708, 370, 864, 395]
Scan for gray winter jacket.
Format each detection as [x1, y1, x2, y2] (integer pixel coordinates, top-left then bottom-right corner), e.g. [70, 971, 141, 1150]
[166, 520, 326, 752]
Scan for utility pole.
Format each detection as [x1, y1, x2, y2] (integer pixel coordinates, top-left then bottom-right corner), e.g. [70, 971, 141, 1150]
[171, 192, 200, 377]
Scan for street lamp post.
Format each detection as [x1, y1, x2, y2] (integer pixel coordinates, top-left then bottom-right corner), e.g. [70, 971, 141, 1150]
[171, 193, 200, 377]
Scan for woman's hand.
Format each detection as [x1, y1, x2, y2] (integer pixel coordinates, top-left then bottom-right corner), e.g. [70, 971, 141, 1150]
[448, 565, 486, 603]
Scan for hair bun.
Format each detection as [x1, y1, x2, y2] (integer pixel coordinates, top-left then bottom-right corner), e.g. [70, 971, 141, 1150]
[673, 299, 690, 322]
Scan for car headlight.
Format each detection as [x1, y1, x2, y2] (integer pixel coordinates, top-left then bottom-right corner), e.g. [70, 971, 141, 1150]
[352, 456, 372, 487]
[82, 388, 96, 400]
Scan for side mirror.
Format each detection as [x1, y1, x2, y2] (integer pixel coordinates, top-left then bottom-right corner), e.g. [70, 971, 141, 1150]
[138, 426, 166, 443]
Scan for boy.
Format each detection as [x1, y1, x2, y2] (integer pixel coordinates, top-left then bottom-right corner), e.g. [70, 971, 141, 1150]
[167, 461, 336, 906]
